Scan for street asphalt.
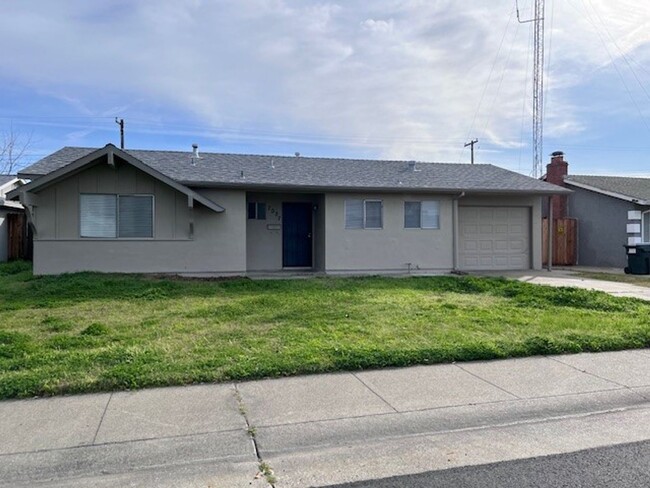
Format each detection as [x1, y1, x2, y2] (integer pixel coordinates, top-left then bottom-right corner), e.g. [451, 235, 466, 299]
[320, 439, 650, 488]
[2, 349, 650, 486]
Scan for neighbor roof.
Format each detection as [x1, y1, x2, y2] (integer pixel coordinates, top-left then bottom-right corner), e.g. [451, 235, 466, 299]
[565, 175, 650, 204]
[0, 175, 18, 187]
[19, 145, 568, 194]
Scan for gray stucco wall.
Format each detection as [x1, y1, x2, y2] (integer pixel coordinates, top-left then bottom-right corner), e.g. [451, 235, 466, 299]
[324, 192, 455, 273]
[31, 160, 247, 275]
[567, 186, 646, 268]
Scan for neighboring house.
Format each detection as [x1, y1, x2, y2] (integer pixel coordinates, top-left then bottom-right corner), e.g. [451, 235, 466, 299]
[8, 144, 567, 276]
[0, 175, 26, 262]
[545, 152, 650, 268]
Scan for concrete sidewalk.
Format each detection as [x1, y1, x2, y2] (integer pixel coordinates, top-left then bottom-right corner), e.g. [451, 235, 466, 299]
[2, 349, 650, 487]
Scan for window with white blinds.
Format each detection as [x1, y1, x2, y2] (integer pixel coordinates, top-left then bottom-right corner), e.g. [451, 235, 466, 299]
[345, 199, 364, 229]
[80, 194, 117, 238]
[345, 199, 383, 229]
[80, 194, 154, 238]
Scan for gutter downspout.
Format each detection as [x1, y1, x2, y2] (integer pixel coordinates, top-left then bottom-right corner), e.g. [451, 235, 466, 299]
[452, 191, 466, 272]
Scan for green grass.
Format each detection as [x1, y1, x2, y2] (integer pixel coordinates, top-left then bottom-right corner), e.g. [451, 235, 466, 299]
[1, 261, 650, 399]
[575, 271, 650, 288]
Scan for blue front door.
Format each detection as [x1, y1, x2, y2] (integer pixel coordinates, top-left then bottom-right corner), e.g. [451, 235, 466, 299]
[283, 202, 313, 267]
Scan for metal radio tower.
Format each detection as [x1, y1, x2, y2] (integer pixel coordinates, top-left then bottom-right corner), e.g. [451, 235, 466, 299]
[517, 0, 545, 178]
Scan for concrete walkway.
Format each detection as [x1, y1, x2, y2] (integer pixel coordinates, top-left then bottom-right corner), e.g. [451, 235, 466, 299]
[484, 269, 650, 301]
[3, 349, 650, 487]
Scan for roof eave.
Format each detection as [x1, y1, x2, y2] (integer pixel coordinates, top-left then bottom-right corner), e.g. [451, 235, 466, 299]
[183, 180, 570, 195]
[9, 145, 226, 213]
[565, 179, 650, 205]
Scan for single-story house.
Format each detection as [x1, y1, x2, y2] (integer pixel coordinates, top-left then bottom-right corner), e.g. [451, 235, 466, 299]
[545, 151, 650, 268]
[8, 144, 568, 276]
[0, 175, 26, 262]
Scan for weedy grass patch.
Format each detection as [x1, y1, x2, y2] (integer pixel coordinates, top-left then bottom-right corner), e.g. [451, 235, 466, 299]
[1, 261, 649, 399]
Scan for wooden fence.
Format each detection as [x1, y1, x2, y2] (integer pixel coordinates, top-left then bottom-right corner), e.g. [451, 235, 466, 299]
[542, 217, 577, 266]
[7, 213, 32, 261]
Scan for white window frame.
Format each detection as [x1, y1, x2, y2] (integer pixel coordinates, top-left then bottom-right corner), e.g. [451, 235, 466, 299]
[79, 193, 155, 239]
[404, 200, 440, 229]
[643, 210, 650, 243]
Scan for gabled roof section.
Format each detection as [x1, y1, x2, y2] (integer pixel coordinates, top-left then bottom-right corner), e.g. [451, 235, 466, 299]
[19, 146, 569, 195]
[0, 175, 24, 189]
[10, 145, 225, 212]
[565, 175, 650, 205]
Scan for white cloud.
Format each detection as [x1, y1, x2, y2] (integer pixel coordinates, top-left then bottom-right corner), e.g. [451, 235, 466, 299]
[0, 0, 649, 165]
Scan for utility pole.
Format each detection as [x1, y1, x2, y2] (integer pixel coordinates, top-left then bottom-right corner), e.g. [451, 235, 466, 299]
[464, 139, 478, 164]
[115, 118, 125, 149]
[516, 0, 545, 178]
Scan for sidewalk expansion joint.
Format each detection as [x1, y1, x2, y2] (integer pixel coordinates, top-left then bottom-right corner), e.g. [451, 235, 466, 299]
[351, 372, 399, 413]
[545, 356, 649, 401]
[233, 384, 277, 487]
[454, 363, 521, 399]
[92, 392, 113, 445]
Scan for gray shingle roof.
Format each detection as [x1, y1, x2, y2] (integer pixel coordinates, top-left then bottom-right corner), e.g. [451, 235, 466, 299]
[19, 146, 568, 194]
[0, 175, 17, 187]
[565, 175, 650, 203]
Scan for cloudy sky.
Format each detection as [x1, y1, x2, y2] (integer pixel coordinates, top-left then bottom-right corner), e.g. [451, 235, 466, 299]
[1, 0, 650, 176]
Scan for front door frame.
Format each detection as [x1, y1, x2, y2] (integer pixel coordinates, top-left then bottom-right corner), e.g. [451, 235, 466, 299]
[282, 201, 313, 268]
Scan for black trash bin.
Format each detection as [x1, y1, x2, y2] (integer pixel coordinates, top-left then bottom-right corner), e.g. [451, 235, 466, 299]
[624, 244, 650, 275]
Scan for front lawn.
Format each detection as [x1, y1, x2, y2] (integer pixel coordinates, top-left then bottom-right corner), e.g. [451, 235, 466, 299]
[1, 261, 649, 399]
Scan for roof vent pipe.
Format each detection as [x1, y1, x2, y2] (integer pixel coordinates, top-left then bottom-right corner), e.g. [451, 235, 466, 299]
[191, 144, 200, 166]
[408, 161, 419, 172]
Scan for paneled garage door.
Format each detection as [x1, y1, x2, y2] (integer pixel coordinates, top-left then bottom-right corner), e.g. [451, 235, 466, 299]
[458, 206, 530, 270]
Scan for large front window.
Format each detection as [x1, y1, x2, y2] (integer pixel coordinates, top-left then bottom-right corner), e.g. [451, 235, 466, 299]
[643, 210, 650, 243]
[345, 199, 383, 229]
[80, 194, 153, 238]
[404, 201, 440, 229]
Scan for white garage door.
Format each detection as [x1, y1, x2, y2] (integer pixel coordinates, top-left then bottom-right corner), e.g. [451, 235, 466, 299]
[459, 206, 530, 270]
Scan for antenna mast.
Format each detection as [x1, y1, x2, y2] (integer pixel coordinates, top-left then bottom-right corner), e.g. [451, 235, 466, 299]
[516, 0, 545, 178]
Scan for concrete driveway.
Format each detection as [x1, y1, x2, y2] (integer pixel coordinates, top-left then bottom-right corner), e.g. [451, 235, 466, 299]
[484, 269, 650, 301]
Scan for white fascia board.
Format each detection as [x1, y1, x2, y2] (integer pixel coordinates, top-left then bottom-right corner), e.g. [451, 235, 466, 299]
[564, 179, 650, 205]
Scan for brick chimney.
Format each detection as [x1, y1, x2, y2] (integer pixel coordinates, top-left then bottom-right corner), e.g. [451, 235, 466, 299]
[546, 151, 568, 219]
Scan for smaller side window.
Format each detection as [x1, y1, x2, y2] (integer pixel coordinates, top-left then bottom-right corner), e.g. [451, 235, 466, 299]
[248, 202, 267, 220]
[257, 202, 266, 220]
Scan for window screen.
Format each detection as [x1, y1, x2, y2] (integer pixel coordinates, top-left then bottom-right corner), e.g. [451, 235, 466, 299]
[345, 200, 363, 229]
[80, 194, 117, 238]
[404, 202, 421, 228]
[421, 201, 440, 229]
[365, 201, 383, 228]
[118, 195, 153, 238]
